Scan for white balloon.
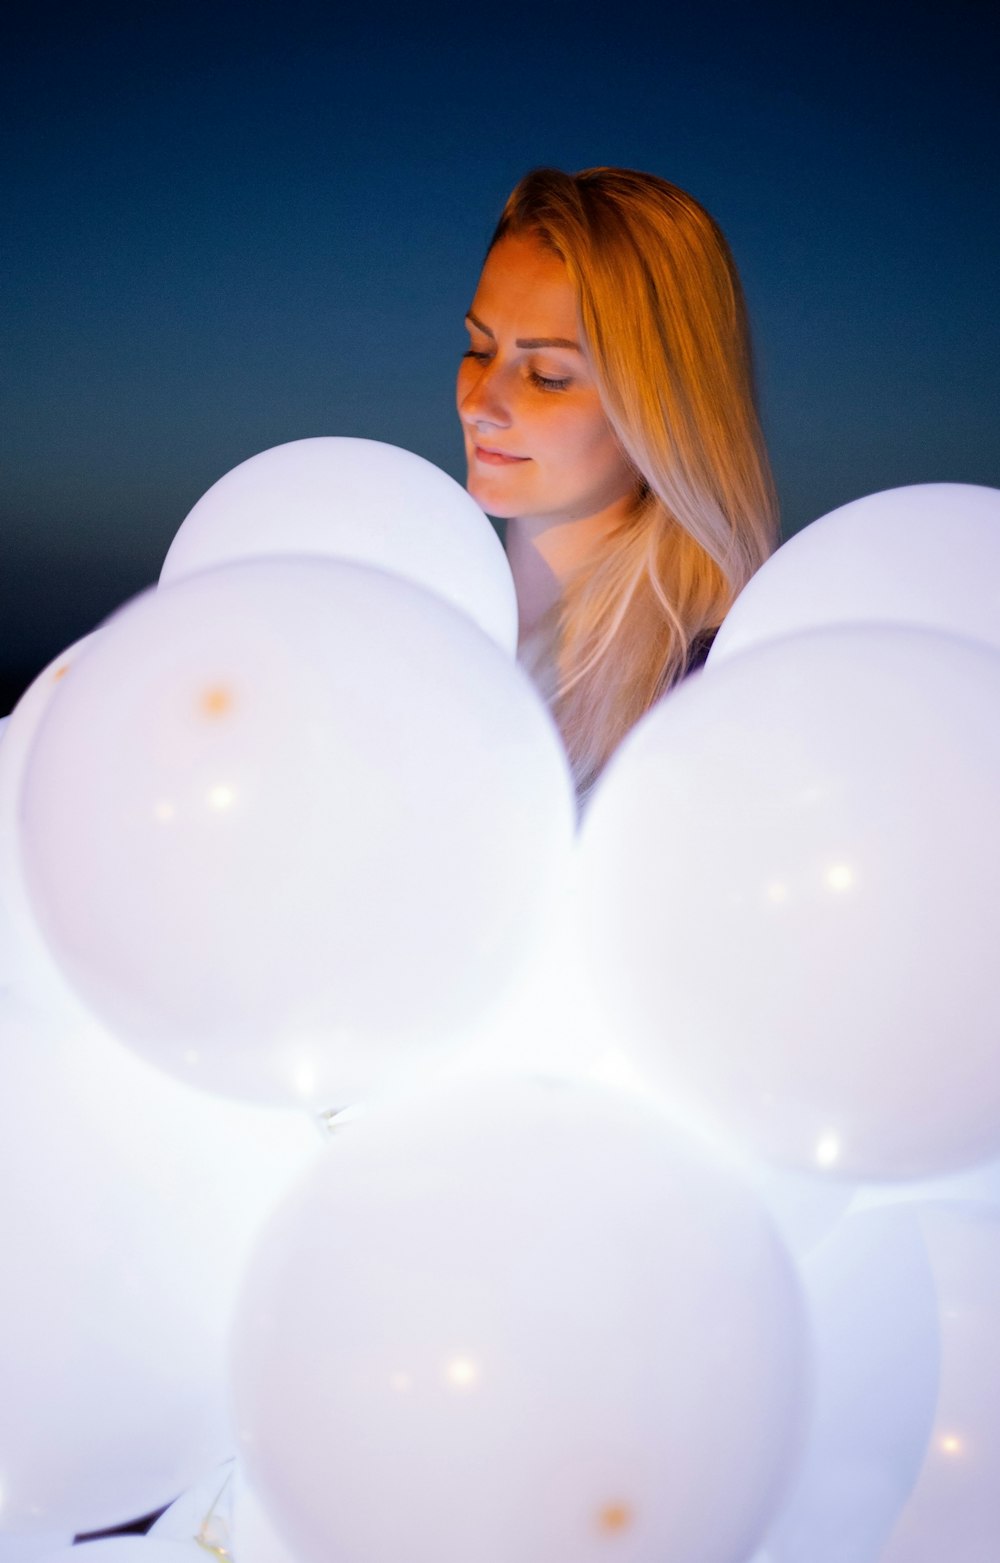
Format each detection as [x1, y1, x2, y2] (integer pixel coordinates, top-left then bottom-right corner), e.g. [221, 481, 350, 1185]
[853, 1155, 1000, 1220]
[0, 1537, 72, 1561]
[577, 626, 1000, 1180]
[765, 1207, 940, 1562]
[231, 1469, 299, 1563]
[147, 1460, 235, 1550]
[19, 558, 573, 1108]
[0, 988, 319, 1536]
[742, 1161, 854, 1261]
[34, 1546, 191, 1562]
[881, 1202, 1000, 1561]
[231, 1075, 807, 1563]
[0, 635, 99, 996]
[159, 437, 518, 655]
[709, 483, 1000, 669]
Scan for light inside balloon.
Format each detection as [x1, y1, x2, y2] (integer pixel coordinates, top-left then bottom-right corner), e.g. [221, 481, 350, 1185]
[815, 1132, 842, 1168]
[445, 1357, 481, 1390]
[597, 1502, 634, 1532]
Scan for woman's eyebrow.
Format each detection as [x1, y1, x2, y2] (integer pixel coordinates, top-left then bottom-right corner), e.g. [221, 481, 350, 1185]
[465, 310, 582, 352]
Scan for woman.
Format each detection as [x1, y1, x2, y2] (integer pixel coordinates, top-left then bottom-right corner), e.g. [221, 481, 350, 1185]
[456, 166, 779, 808]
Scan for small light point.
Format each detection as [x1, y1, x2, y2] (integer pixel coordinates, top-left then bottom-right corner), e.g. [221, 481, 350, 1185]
[597, 1501, 634, 1534]
[200, 684, 235, 718]
[445, 1356, 480, 1390]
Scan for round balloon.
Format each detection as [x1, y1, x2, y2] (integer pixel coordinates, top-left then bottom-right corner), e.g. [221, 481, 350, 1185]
[18, 558, 573, 1108]
[765, 1206, 940, 1562]
[34, 1545, 192, 1562]
[148, 1459, 236, 1550]
[881, 1202, 1000, 1561]
[0, 634, 99, 996]
[0, 1537, 72, 1561]
[709, 483, 1000, 669]
[159, 437, 518, 655]
[577, 625, 1000, 1180]
[230, 1075, 807, 1563]
[0, 987, 318, 1537]
[231, 1468, 298, 1563]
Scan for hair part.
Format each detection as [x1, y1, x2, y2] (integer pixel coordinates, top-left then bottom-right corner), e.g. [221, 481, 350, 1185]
[491, 166, 779, 807]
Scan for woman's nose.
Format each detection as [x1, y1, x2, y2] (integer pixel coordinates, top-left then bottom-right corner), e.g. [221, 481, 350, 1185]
[459, 360, 512, 430]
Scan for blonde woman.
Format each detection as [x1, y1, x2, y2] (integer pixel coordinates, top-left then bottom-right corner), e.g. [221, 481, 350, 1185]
[456, 166, 779, 809]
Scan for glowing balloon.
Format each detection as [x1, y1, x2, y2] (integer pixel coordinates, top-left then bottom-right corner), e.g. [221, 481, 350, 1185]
[0, 635, 98, 996]
[0, 987, 318, 1537]
[159, 436, 518, 655]
[765, 1206, 940, 1562]
[0, 1538, 72, 1561]
[856, 1156, 1000, 1217]
[709, 483, 1000, 669]
[231, 1076, 807, 1563]
[19, 558, 573, 1108]
[577, 626, 1000, 1180]
[35, 1545, 191, 1562]
[148, 1460, 236, 1553]
[231, 1469, 298, 1563]
[881, 1202, 1000, 1561]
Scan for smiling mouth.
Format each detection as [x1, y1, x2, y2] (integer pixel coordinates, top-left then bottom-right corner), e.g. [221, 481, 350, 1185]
[474, 446, 530, 465]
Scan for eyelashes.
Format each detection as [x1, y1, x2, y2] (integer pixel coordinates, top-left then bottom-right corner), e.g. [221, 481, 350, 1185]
[461, 350, 570, 392]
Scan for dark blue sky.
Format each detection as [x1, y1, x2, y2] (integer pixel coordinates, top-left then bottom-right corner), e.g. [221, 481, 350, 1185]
[3, 2, 998, 700]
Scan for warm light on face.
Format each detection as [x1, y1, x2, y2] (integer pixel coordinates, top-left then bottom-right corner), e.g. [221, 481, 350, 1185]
[445, 1356, 481, 1390]
[456, 234, 635, 527]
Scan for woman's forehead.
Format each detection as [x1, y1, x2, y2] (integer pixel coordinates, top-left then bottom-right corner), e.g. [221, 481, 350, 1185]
[471, 234, 579, 339]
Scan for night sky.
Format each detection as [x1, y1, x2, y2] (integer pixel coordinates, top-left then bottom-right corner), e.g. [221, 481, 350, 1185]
[4, 2, 998, 708]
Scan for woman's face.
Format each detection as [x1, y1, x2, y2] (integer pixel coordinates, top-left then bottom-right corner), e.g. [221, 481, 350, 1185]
[456, 234, 636, 524]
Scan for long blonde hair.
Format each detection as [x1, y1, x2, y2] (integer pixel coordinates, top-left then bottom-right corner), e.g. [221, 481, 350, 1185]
[491, 167, 779, 805]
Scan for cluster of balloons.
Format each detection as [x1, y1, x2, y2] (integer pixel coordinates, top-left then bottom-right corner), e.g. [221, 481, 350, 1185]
[0, 438, 998, 1562]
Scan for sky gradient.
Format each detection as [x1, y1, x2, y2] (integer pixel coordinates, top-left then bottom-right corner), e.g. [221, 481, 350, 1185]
[4, 2, 998, 705]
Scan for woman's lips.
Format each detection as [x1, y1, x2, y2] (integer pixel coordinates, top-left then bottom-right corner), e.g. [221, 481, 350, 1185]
[474, 446, 530, 465]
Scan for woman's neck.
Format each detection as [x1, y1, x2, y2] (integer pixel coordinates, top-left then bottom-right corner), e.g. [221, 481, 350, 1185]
[505, 497, 634, 648]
